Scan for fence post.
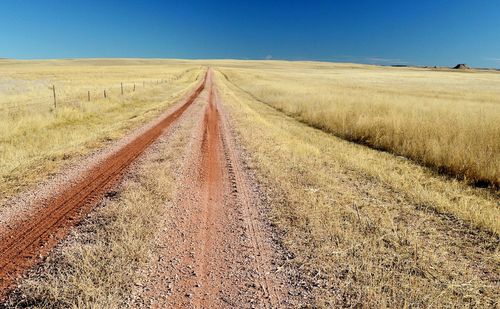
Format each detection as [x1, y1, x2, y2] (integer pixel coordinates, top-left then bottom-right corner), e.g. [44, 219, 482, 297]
[133, 83, 136, 91]
[121, 82, 124, 95]
[104, 90, 107, 98]
[88, 91, 90, 102]
[52, 85, 57, 108]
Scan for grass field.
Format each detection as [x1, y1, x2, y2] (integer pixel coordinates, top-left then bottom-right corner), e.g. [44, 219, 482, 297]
[216, 61, 500, 188]
[0, 59, 203, 201]
[214, 68, 499, 307]
[1, 59, 498, 308]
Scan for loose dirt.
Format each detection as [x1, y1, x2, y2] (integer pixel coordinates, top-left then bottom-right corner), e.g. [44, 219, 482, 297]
[140, 70, 294, 308]
[0, 72, 207, 298]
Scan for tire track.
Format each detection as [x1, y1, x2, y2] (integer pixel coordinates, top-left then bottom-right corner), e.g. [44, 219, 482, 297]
[0, 71, 208, 298]
[218, 88, 281, 308]
[149, 69, 287, 308]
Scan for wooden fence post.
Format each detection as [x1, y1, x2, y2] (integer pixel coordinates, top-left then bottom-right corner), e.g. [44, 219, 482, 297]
[133, 83, 136, 91]
[52, 85, 57, 108]
[104, 90, 107, 98]
[88, 91, 90, 102]
[121, 82, 124, 95]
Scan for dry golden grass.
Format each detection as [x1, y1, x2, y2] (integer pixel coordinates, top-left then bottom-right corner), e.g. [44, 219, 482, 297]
[216, 61, 500, 187]
[6, 97, 200, 308]
[215, 69, 500, 307]
[0, 59, 203, 201]
[2, 59, 498, 307]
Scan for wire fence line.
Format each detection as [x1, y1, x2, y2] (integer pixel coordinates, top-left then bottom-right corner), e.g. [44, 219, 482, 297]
[0, 79, 169, 112]
[0, 68, 201, 113]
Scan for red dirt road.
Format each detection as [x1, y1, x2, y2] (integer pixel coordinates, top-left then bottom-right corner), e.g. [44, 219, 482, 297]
[0, 69, 293, 307]
[146, 70, 290, 308]
[0, 72, 208, 297]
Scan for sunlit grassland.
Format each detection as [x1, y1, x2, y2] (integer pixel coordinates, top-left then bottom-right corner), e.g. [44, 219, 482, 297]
[8, 97, 201, 308]
[0, 59, 203, 200]
[216, 61, 500, 187]
[214, 69, 499, 307]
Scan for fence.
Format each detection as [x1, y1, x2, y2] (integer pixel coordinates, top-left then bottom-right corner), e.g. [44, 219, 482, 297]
[0, 80, 165, 113]
[0, 68, 201, 113]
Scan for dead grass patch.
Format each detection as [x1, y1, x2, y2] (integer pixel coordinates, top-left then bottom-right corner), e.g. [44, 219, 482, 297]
[215, 70, 499, 307]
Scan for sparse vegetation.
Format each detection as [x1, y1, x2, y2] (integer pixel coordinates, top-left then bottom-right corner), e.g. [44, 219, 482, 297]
[6, 100, 199, 308]
[218, 61, 500, 187]
[215, 68, 500, 307]
[0, 59, 203, 201]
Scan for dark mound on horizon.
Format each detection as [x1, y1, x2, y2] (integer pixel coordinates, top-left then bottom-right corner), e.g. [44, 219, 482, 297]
[453, 63, 471, 70]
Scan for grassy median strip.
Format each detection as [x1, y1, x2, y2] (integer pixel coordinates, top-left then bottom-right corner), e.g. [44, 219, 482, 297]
[215, 70, 499, 307]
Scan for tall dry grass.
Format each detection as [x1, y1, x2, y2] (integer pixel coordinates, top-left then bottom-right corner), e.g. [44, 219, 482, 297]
[218, 62, 500, 187]
[215, 70, 500, 307]
[0, 59, 203, 200]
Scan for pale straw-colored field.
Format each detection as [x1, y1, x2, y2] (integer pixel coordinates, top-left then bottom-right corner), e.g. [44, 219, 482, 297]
[214, 65, 500, 307]
[0, 59, 203, 200]
[218, 61, 500, 188]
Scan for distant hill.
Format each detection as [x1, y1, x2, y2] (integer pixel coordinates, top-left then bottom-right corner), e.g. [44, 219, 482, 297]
[453, 63, 471, 70]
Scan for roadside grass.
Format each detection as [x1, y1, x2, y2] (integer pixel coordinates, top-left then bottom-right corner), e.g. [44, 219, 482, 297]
[214, 65, 500, 235]
[6, 98, 198, 308]
[215, 71, 500, 307]
[217, 62, 500, 188]
[0, 59, 203, 201]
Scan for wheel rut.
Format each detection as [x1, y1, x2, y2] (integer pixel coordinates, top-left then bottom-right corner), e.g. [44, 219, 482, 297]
[148, 69, 288, 308]
[0, 71, 208, 298]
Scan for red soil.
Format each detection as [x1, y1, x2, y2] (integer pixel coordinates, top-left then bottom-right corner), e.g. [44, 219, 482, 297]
[147, 70, 288, 308]
[0, 72, 208, 298]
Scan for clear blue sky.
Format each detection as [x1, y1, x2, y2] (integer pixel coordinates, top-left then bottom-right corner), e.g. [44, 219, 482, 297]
[1, 0, 500, 67]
